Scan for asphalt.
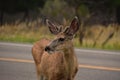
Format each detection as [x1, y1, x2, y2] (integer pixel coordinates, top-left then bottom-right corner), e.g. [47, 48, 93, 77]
[0, 42, 120, 80]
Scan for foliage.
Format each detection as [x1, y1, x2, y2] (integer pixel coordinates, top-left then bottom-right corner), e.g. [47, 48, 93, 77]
[41, 0, 75, 23]
[0, 0, 120, 50]
[0, 0, 46, 13]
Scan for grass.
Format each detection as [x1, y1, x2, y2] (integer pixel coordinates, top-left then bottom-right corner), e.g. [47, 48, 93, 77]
[0, 23, 120, 50]
[0, 23, 53, 43]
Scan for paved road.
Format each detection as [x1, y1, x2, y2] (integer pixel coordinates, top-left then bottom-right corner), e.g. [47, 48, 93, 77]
[0, 42, 120, 80]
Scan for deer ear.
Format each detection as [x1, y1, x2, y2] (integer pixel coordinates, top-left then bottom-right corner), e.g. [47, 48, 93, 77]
[46, 19, 61, 35]
[64, 16, 80, 36]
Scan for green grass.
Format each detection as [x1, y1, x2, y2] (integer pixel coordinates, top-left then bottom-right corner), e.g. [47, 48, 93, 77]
[0, 23, 120, 50]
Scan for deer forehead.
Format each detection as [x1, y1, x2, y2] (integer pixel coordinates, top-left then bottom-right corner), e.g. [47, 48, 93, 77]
[55, 33, 66, 39]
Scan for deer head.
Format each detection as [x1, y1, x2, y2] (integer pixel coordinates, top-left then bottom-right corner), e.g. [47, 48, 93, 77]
[45, 17, 80, 54]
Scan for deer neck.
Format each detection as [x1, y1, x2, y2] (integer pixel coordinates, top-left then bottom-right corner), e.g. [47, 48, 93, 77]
[62, 40, 75, 77]
[63, 40, 74, 64]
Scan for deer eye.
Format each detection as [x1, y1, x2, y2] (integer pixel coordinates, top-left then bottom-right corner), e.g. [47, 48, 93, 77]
[58, 38, 65, 42]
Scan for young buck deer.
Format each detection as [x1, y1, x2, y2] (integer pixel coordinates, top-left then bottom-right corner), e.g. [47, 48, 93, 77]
[32, 17, 80, 80]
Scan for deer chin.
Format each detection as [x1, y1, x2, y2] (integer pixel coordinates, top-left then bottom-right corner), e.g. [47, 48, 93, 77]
[46, 49, 55, 54]
[47, 49, 62, 54]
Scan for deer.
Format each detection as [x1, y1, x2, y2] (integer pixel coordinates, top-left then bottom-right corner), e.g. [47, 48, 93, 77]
[32, 17, 80, 80]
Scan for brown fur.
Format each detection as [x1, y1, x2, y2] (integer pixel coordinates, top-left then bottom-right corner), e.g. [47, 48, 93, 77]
[32, 17, 79, 80]
[32, 37, 78, 80]
[32, 38, 50, 79]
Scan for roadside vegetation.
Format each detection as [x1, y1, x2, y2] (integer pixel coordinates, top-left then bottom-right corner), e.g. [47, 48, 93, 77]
[0, 0, 120, 50]
[0, 22, 120, 50]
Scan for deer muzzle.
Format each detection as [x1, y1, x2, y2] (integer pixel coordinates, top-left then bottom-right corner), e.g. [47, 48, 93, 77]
[45, 46, 55, 54]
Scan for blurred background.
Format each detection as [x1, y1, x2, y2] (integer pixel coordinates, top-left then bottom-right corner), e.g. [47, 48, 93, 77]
[0, 0, 120, 50]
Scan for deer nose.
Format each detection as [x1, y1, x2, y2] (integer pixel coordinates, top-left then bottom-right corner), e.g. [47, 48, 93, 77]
[45, 46, 51, 51]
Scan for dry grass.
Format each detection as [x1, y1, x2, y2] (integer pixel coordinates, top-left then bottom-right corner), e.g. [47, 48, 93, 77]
[0, 23, 53, 43]
[80, 25, 120, 50]
[0, 23, 120, 50]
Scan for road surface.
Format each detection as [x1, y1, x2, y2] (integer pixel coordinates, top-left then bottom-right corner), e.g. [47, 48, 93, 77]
[0, 42, 120, 80]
